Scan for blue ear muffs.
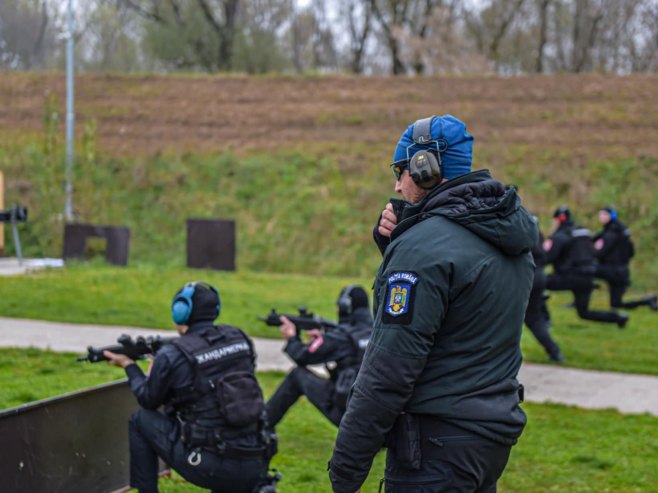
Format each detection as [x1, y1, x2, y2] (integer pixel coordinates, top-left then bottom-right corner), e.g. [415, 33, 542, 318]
[609, 208, 618, 221]
[172, 282, 197, 325]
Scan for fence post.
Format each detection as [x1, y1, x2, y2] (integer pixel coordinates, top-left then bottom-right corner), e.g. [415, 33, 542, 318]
[0, 171, 4, 256]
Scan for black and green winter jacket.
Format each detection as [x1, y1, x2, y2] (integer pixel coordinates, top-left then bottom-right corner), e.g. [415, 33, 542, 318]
[329, 170, 538, 493]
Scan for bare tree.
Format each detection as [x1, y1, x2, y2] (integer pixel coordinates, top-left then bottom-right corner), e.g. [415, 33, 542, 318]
[629, 0, 658, 71]
[571, 0, 605, 72]
[535, 0, 551, 72]
[339, 0, 374, 74]
[372, 0, 410, 74]
[0, 0, 58, 69]
[464, 0, 526, 71]
[410, 2, 491, 75]
[119, 0, 240, 71]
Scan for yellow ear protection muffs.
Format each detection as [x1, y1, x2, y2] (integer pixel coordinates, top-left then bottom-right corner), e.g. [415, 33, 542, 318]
[408, 116, 447, 189]
[171, 282, 220, 325]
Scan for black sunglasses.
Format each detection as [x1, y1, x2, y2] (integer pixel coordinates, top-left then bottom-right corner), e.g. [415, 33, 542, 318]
[391, 163, 408, 181]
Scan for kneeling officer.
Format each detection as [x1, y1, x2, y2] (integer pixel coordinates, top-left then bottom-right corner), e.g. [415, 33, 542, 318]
[265, 285, 373, 428]
[104, 281, 274, 493]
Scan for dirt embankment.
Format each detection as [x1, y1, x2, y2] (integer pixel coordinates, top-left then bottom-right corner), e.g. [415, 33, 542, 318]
[1, 72, 657, 161]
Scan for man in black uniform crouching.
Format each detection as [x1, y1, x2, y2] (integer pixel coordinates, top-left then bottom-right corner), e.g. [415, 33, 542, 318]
[544, 206, 629, 328]
[593, 206, 657, 311]
[265, 285, 373, 429]
[104, 281, 274, 493]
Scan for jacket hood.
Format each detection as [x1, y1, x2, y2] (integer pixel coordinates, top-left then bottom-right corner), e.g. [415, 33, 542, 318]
[418, 170, 538, 256]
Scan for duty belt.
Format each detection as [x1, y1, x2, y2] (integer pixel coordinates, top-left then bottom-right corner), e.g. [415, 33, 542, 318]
[180, 420, 259, 450]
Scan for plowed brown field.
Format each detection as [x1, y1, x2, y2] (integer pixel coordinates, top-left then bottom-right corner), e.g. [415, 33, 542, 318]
[1, 72, 656, 163]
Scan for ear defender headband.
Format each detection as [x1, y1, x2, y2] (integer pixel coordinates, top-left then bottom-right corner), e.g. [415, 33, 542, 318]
[408, 116, 446, 189]
[171, 282, 220, 325]
[337, 285, 357, 316]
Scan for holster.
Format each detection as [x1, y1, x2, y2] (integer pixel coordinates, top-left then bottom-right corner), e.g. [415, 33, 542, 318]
[385, 413, 421, 470]
[333, 367, 357, 411]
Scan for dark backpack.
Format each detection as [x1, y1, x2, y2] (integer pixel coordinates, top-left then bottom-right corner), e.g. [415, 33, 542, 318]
[173, 325, 265, 432]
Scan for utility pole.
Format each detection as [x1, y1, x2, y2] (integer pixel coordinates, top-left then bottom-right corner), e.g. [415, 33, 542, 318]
[64, 0, 75, 222]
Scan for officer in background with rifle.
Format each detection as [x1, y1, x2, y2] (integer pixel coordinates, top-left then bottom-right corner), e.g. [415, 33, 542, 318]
[264, 285, 373, 429]
[544, 206, 629, 328]
[104, 281, 277, 493]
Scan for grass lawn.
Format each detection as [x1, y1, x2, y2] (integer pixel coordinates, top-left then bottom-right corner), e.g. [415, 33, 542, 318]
[1, 264, 657, 375]
[0, 348, 656, 492]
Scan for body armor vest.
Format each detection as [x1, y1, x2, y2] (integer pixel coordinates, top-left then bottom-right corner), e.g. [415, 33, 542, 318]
[333, 320, 372, 410]
[171, 325, 265, 449]
[567, 226, 596, 274]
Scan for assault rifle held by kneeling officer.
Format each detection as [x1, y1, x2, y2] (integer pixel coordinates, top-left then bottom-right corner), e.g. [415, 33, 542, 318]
[77, 333, 177, 363]
[259, 307, 337, 334]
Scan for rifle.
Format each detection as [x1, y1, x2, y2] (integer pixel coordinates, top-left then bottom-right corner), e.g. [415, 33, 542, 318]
[259, 307, 338, 333]
[77, 334, 178, 363]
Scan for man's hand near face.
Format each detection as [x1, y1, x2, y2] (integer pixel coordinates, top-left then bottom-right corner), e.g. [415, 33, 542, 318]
[378, 202, 398, 238]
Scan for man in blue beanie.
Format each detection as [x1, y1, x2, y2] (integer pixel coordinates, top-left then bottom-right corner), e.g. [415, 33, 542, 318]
[329, 115, 537, 493]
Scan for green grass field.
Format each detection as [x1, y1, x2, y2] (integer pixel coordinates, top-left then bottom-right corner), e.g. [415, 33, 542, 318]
[1, 72, 657, 492]
[1, 263, 657, 375]
[0, 348, 656, 493]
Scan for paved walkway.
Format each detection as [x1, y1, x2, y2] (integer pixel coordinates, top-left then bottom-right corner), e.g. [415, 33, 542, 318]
[0, 257, 65, 276]
[1, 317, 657, 417]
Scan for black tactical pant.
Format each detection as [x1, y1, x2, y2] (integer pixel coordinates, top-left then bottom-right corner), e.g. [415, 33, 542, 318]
[546, 273, 623, 325]
[596, 265, 657, 309]
[129, 409, 267, 493]
[265, 367, 343, 428]
[383, 422, 512, 492]
[524, 270, 562, 361]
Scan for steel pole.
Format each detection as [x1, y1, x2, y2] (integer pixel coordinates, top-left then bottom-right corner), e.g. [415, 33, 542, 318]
[64, 0, 75, 221]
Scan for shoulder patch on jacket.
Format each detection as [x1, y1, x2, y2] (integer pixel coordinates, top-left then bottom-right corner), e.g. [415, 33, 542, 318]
[382, 272, 419, 324]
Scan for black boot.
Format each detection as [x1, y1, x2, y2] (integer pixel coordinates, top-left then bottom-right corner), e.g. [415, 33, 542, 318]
[616, 313, 629, 329]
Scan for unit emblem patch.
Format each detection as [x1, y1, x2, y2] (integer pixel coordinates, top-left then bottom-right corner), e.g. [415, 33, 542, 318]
[384, 272, 419, 319]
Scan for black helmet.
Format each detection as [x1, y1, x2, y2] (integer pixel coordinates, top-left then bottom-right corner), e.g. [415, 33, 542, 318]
[553, 205, 571, 224]
[337, 285, 369, 322]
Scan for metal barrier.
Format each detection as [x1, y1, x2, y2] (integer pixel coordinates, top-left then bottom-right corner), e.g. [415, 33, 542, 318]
[0, 379, 145, 493]
[63, 223, 131, 266]
[187, 218, 236, 271]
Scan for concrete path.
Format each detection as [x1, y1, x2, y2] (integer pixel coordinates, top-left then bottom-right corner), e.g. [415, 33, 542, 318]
[1, 317, 657, 417]
[0, 257, 65, 276]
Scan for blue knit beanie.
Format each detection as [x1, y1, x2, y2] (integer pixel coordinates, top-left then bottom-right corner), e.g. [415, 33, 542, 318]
[392, 115, 474, 180]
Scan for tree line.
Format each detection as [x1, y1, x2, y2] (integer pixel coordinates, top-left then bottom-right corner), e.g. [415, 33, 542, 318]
[1, 0, 656, 75]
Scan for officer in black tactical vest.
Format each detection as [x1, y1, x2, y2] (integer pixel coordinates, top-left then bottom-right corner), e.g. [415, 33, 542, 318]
[265, 285, 373, 429]
[593, 206, 657, 311]
[544, 206, 629, 328]
[104, 281, 275, 493]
